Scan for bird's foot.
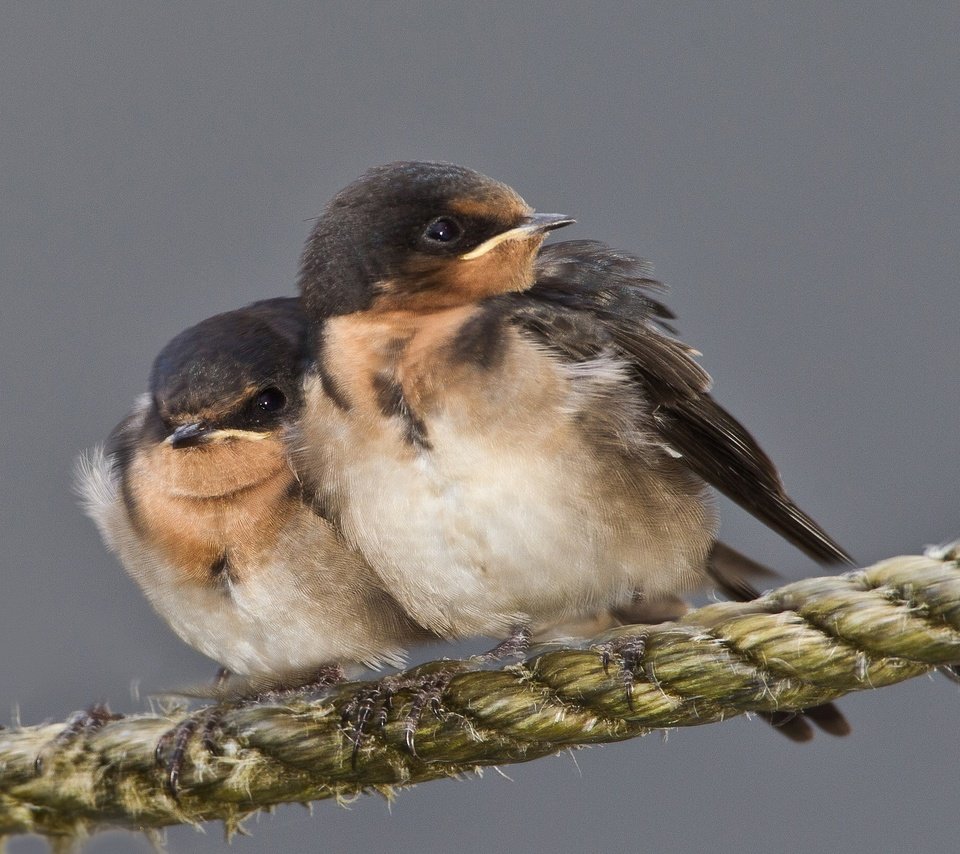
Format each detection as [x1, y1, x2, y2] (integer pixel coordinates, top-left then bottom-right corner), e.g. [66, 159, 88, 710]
[596, 632, 649, 710]
[35, 702, 124, 773]
[156, 664, 345, 797]
[340, 675, 401, 767]
[397, 665, 461, 757]
[342, 626, 532, 764]
[251, 663, 345, 702]
[341, 660, 475, 763]
[154, 704, 226, 798]
[474, 624, 532, 664]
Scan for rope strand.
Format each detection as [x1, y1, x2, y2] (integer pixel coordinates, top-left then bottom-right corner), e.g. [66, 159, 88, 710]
[1, 552, 957, 841]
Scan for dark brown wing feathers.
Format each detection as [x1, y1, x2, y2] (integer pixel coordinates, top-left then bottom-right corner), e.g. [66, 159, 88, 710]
[509, 241, 852, 566]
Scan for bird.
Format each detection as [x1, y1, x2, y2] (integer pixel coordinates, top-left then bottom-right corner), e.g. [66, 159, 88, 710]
[77, 296, 434, 692]
[292, 161, 853, 740]
[294, 161, 851, 634]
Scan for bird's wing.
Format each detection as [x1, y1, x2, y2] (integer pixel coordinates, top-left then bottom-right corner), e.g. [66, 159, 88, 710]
[502, 240, 852, 565]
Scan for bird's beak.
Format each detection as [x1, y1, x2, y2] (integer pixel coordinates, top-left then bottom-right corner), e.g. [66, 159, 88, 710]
[520, 212, 577, 234]
[167, 422, 213, 449]
[461, 213, 575, 260]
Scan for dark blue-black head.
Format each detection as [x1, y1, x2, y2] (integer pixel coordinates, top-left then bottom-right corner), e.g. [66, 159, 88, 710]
[298, 161, 573, 319]
[144, 297, 308, 449]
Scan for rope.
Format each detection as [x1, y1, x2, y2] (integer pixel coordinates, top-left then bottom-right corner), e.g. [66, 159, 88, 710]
[1, 552, 957, 841]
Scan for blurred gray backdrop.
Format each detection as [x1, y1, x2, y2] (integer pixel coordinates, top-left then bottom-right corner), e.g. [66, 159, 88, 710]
[2, 3, 958, 852]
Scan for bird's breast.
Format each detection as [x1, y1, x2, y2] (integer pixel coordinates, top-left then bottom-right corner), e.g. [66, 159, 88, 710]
[81, 447, 421, 677]
[297, 309, 715, 636]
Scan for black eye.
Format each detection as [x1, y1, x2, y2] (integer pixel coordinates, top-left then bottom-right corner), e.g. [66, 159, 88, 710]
[254, 387, 286, 414]
[423, 217, 463, 244]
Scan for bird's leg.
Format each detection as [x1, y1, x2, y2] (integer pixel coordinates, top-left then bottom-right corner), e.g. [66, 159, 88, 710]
[341, 675, 403, 768]
[596, 632, 649, 711]
[397, 665, 458, 756]
[342, 661, 461, 760]
[157, 664, 345, 797]
[475, 624, 533, 663]
[155, 711, 210, 797]
[34, 702, 124, 773]
[398, 623, 533, 756]
[253, 663, 346, 702]
[342, 625, 535, 763]
[153, 666, 235, 798]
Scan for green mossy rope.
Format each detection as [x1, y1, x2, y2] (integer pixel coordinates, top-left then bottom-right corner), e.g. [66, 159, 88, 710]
[1, 553, 957, 842]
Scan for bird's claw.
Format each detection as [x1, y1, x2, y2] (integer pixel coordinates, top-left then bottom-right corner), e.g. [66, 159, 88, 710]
[597, 633, 648, 710]
[35, 702, 123, 774]
[155, 706, 226, 798]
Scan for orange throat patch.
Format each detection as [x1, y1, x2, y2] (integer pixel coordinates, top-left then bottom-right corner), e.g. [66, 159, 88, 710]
[126, 436, 294, 586]
[372, 233, 544, 313]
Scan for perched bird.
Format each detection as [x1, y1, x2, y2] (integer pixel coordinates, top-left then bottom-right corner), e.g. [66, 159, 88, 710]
[78, 297, 433, 689]
[292, 162, 853, 742]
[294, 160, 852, 644]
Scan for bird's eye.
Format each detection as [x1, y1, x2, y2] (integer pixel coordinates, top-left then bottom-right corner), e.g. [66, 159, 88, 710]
[423, 217, 463, 244]
[254, 387, 286, 413]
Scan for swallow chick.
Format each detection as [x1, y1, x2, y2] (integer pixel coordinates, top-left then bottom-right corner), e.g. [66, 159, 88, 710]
[294, 161, 851, 649]
[78, 296, 433, 691]
[290, 162, 854, 743]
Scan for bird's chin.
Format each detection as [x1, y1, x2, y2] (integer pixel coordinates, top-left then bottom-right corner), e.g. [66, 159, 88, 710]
[378, 237, 543, 312]
[142, 437, 290, 500]
[455, 234, 543, 296]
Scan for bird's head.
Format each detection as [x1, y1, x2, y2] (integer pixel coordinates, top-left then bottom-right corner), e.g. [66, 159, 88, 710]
[299, 161, 573, 316]
[125, 298, 306, 498]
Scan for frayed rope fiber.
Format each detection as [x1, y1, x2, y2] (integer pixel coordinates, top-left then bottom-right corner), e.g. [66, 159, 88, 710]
[1, 552, 958, 840]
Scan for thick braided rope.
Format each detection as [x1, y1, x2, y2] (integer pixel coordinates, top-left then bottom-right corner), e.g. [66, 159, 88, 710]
[1, 554, 958, 840]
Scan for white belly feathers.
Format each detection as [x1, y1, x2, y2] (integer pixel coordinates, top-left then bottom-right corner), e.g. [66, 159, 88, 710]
[297, 329, 715, 637]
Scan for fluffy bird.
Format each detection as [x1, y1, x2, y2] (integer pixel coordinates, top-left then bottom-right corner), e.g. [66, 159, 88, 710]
[295, 162, 851, 642]
[78, 297, 433, 688]
[292, 161, 852, 740]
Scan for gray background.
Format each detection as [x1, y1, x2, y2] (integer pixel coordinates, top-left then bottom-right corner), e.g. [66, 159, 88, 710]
[2, 3, 958, 852]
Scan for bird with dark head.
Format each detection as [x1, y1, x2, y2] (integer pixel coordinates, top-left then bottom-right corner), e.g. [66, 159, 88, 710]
[300, 161, 573, 316]
[79, 296, 433, 689]
[145, 296, 306, 452]
[293, 161, 852, 741]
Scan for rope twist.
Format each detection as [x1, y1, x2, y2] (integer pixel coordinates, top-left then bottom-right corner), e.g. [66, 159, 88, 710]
[1, 553, 957, 841]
